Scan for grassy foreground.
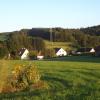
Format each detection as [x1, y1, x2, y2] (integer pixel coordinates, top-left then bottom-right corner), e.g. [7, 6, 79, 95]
[0, 56, 100, 100]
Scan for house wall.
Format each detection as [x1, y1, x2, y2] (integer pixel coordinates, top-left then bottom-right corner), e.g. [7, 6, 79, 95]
[56, 48, 67, 56]
[21, 49, 29, 60]
[37, 56, 44, 60]
[90, 48, 95, 53]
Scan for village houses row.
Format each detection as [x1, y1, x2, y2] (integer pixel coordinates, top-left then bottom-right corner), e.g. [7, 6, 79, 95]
[16, 46, 100, 60]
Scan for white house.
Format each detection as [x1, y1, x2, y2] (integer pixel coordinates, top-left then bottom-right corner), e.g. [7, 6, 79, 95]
[55, 48, 67, 56]
[19, 48, 29, 60]
[76, 48, 95, 54]
[90, 48, 95, 53]
[37, 56, 44, 60]
[37, 51, 44, 60]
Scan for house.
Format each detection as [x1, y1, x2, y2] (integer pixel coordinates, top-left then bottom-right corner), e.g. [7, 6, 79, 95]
[54, 48, 67, 56]
[19, 48, 29, 60]
[95, 46, 100, 56]
[76, 48, 95, 54]
[37, 51, 44, 60]
[37, 56, 44, 60]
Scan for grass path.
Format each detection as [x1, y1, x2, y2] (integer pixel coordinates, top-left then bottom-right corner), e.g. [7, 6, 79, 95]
[0, 60, 10, 92]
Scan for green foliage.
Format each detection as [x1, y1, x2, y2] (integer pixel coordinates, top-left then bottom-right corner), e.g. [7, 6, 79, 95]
[81, 25, 100, 35]
[0, 26, 100, 59]
[31, 37, 46, 52]
[7, 32, 31, 52]
[43, 48, 55, 58]
[0, 34, 9, 42]
[6, 32, 46, 59]
[29, 50, 38, 59]
[0, 47, 8, 59]
[2, 64, 41, 93]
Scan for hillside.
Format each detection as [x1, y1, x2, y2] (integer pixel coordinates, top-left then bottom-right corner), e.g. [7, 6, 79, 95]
[44, 40, 73, 50]
[0, 25, 100, 41]
[0, 33, 9, 42]
[0, 25, 100, 59]
[81, 25, 100, 35]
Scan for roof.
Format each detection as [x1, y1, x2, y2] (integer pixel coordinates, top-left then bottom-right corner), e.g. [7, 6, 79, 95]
[37, 51, 43, 56]
[54, 48, 62, 53]
[19, 48, 26, 56]
[77, 48, 93, 52]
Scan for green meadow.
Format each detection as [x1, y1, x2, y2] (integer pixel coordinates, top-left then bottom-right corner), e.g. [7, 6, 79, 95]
[44, 40, 73, 50]
[0, 56, 100, 100]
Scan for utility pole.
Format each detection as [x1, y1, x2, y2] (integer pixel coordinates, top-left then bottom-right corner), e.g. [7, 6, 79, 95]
[84, 35, 87, 52]
[49, 28, 53, 57]
[50, 28, 53, 46]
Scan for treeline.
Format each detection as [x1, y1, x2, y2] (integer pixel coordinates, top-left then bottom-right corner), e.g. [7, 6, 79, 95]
[0, 31, 46, 59]
[28, 27, 100, 47]
[80, 25, 100, 35]
[0, 25, 100, 59]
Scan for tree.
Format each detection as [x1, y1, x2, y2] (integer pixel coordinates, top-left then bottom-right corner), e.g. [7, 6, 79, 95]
[0, 47, 8, 59]
[43, 48, 55, 58]
[31, 37, 46, 52]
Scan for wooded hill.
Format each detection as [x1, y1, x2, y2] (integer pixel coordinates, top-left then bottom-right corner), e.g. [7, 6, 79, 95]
[0, 25, 100, 59]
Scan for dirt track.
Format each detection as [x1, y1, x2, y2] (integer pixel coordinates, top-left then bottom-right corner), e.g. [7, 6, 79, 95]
[0, 60, 9, 92]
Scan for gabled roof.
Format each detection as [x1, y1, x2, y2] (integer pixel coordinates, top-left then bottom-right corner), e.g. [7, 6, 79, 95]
[54, 48, 66, 53]
[54, 48, 62, 53]
[19, 48, 26, 56]
[77, 48, 93, 52]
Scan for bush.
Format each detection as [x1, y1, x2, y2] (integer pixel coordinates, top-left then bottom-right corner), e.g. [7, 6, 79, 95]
[29, 51, 38, 59]
[2, 64, 41, 93]
[44, 49, 55, 58]
[0, 47, 8, 59]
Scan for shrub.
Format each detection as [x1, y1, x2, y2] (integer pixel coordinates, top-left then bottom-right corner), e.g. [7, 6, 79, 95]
[2, 64, 41, 93]
[29, 51, 38, 59]
[0, 47, 8, 59]
[44, 48, 55, 58]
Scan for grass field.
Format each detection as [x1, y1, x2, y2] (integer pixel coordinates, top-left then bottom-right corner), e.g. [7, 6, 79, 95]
[0, 56, 100, 100]
[44, 40, 73, 50]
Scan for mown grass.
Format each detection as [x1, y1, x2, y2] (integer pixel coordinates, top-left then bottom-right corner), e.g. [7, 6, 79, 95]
[44, 40, 72, 50]
[0, 56, 100, 100]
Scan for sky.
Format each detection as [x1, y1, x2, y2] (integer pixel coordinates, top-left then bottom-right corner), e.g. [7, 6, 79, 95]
[0, 0, 100, 32]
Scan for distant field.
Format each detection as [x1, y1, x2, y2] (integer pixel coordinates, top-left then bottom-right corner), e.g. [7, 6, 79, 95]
[44, 40, 73, 50]
[0, 34, 8, 41]
[0, 56, 100, 100]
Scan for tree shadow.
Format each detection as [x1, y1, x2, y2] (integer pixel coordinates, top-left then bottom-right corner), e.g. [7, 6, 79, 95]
[41, 75, 72, 88]
[45, 56, 100, 63]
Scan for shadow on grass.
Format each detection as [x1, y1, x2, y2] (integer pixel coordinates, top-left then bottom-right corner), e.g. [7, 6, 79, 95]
[41, 75, 72, 88]
[78, 71, 100, 79]
[0, 76, 99, 100]
[45, 56, 100, 63]
[0, 90, 47, 99]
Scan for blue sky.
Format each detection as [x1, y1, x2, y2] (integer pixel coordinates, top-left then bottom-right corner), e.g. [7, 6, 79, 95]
[0, 0, 100, 32]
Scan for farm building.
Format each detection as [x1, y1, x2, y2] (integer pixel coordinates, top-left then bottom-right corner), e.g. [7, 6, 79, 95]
[19, 48, 29, 60]
[37, 51, 44, 60]
[54, 48, 67, 56]
[95, 46, 100, 56]
[76, 48, 95, 54]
